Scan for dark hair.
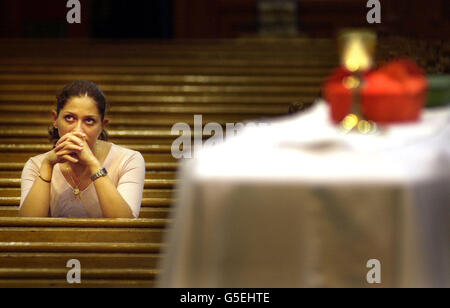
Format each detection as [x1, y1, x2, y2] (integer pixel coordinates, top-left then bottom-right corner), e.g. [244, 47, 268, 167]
[49, 80, 109, 144]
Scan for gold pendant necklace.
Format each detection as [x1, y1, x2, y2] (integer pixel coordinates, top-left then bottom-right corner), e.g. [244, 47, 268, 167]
[65, 141, 106, 198]
[73, 187, 80, 196]
[66, 165, 88, 199]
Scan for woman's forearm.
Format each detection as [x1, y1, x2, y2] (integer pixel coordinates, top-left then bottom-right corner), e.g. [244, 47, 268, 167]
[19, 160, 53, 217]
[88, 162, 134, 218]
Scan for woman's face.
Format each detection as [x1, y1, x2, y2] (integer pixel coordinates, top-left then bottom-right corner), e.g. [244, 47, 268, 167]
[53, 95, 107, 149]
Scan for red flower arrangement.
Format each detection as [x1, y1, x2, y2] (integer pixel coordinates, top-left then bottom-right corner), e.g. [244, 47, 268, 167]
[323, 59, 428, 124]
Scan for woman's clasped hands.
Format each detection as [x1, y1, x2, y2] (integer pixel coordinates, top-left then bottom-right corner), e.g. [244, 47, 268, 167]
[46, 132, 98, 167]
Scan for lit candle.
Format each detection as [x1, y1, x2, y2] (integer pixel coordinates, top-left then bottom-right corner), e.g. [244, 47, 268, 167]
[339, 30, 376, 72]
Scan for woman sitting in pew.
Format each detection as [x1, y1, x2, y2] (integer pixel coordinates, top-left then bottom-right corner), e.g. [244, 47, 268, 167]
[19, 80, 145, 218]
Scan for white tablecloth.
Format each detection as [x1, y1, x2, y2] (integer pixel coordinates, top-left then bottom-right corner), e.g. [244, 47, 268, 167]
[158, 101, 450, 287]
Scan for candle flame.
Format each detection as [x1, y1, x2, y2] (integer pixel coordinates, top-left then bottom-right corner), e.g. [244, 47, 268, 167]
[343, 38, 372, 72]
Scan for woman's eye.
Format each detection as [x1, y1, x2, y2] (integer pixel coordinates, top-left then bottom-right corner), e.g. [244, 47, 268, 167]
[64, 115, 74, 121]
[86, 118, 95, 124]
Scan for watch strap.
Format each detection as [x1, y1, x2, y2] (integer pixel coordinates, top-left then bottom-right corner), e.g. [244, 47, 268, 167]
[91, 167, 108, 181]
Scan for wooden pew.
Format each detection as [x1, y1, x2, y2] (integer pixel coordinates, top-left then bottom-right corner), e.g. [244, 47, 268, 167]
[0, 218, 166, 287]
[0, 186, 173, 219]
[0, 38, 339, 287]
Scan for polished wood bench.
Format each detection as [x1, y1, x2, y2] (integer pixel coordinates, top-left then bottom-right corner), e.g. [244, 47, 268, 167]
[0, 218, 167, 288]
[0, 38, 339, 287]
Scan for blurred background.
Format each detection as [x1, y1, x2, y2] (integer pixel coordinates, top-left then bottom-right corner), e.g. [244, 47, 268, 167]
[0, 0, 448, 40]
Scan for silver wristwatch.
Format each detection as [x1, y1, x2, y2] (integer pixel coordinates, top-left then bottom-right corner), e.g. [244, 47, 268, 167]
[91, 167, 108, 181]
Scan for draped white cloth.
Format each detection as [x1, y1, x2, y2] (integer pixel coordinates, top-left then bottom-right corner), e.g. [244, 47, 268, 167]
[159, 101, 450, 287]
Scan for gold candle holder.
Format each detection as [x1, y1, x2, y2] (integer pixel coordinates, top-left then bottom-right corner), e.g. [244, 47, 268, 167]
[338, 29, 377, 134]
